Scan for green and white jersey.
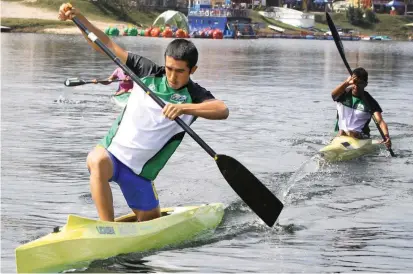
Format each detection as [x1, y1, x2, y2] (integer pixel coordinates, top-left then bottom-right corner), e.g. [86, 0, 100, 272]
[333, 88, 382, 135]
[100, 53, 215, 180]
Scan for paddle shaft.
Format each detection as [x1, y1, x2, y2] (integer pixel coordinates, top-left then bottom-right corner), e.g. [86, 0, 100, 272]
[72, 18, 217, 158]
[65, 78, 122, 87]
[87, 79, 122, 84]
[326, 12, 395, 157]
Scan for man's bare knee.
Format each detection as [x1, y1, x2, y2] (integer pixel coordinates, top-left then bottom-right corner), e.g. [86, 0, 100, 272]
[87, 147, 112, 179]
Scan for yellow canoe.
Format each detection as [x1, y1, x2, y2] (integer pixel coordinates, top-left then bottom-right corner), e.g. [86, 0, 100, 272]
[15, 203, 225, 273]
[320, 136, 381, 162]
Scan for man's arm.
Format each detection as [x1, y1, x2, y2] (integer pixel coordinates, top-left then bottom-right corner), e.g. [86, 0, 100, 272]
[91, 78, 115, 85]
[108, 74, 118, 81]
[95, 74, 117, 85]
[373, 111, 392, 148]
[114, 89, 128, 96]
[58, 4, 128, 64]
[163, 99, 229, 120]
[109, 68, 119, 80]
[332, 75, 355, 100]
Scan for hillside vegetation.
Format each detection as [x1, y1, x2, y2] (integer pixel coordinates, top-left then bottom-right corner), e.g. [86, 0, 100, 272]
[314, 12, 413, 38]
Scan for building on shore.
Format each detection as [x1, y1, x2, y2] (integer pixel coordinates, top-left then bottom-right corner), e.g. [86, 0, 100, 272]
[187, 0, 258, 38]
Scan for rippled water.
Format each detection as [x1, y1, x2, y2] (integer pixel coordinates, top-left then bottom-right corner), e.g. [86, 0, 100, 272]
[1, 33, 413, 273]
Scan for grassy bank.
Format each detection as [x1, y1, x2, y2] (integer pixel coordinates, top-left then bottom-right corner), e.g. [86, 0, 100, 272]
[2, 0, 160, 32]
[24, 0, 160, 26]
[314, 12, 413, 38]
[1, 18, 73, 32]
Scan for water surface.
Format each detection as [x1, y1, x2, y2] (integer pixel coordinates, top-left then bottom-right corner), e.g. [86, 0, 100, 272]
[1, 33, 413, 273]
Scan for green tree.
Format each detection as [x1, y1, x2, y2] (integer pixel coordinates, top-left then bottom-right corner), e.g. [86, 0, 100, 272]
[364, 9, 378, 24]
[346, 6, 364, 25]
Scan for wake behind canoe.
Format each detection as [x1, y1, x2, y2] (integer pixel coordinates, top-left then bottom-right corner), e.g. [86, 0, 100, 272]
[15, 203, 225, 273]
[320, 136, 381, 162]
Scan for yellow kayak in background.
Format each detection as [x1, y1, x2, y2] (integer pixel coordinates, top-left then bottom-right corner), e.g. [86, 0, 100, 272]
[15, 203, 225, 273]
[320, 136, 381, 162]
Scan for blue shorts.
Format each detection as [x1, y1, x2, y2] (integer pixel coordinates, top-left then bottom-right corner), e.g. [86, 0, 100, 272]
[107, 150, 159, 211]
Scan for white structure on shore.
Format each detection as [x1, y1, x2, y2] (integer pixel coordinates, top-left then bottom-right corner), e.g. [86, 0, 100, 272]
[259, 7, 315, 28]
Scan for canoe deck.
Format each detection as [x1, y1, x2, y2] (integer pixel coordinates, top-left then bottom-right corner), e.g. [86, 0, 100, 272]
[319, 136, 381, 162]
[16, 203, 225, 273]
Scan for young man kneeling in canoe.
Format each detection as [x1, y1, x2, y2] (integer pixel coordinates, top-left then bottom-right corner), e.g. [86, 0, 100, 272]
[331, 67, 392, 149]
[58, 4, 229, 222]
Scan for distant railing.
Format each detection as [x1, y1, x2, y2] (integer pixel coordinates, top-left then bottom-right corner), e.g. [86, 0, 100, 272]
[188, 7, 250, 17]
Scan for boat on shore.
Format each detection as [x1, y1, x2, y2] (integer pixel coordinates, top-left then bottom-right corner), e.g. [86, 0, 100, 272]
[371, 35, 392, 41]
[319, 136, 381, 162]
[15, 203, 225, 273]
[1, 26, 12, 32]
[360, 35, 392, 41]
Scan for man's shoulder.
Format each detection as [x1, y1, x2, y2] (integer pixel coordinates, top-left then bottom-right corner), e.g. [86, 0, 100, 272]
[364, 90, 374, 98]
[363, 90, 382, 112]
[188, 80, 216, 95]
[128, 52, 160, 65]
[127, 52, 165, 77]
[363, 91, 377, 103]
[187, 80, 208, 91]
[186, 80, 215, 103]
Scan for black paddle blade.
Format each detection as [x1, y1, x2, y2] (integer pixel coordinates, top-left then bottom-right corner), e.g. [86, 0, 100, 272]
[64, 78, 87, 87]
[216, 154, 283, 227]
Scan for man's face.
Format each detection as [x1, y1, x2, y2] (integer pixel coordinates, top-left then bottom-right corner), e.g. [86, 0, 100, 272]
[352, 77, 367, 93]
[165, 56, 197, 90]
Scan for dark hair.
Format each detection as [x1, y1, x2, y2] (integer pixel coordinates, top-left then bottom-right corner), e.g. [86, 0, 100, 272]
[352, 67, 368, 83]
[164, 39, 198, 69]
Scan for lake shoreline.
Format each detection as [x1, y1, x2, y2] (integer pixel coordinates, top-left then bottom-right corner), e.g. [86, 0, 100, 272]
[1, 0, 413, 40]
